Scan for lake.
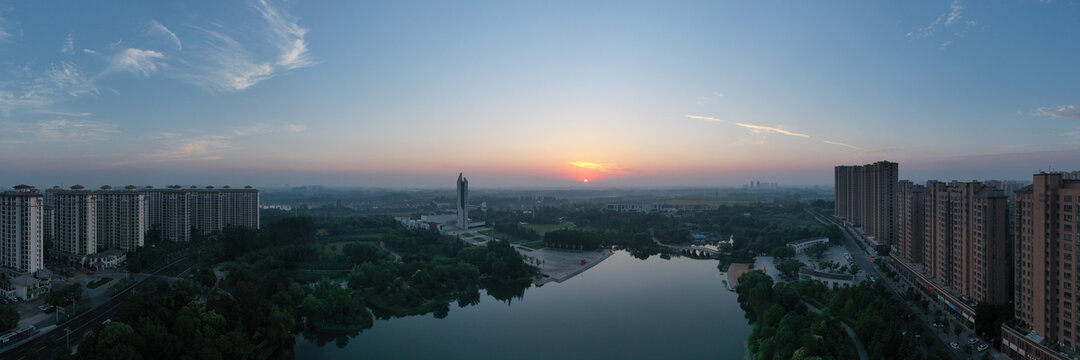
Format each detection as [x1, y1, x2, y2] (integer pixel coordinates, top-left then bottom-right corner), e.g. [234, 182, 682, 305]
[294, 250, 750, 359]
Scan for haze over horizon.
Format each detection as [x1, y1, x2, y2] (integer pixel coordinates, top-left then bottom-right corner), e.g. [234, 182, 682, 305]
[2, 1, 1078, 188]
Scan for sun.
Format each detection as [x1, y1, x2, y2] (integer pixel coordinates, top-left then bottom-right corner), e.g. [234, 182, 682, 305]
[583, 178, 589, 183]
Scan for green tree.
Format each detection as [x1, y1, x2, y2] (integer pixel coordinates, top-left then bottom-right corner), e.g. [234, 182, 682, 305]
[770, 246, 795, 260]
[806, 242, 829, 259]
[0, 306, 18, 331]
[776, 259, 805, 278]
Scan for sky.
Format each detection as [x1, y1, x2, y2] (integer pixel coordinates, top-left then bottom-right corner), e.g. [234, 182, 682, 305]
[0, 0, 1078, 189]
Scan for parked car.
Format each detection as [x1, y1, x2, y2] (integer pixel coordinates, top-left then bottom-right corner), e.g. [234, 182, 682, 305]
[102, 319, 111, 325]
[977, 344, 989, 352]
[950, 342, 960, 351]
[967, 338, 979, 344]
[932, 323, 945, 328]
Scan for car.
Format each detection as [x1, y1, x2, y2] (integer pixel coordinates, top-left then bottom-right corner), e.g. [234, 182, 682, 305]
[977, 344, 989, 352]
[102, 319, 112, 325]
[968, 338, 979, 344]
[932, 323, 945, 328]
[38, 304, 53, 312]
[950, 342, 960, 351]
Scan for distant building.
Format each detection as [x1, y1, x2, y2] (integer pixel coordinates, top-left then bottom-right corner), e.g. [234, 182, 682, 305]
[834, 161, 898, 246]
[606, 203, 663, 213]
[457, 173, 469, 230]
[46, 185, 97, 263]
[142, 185, 259, 242]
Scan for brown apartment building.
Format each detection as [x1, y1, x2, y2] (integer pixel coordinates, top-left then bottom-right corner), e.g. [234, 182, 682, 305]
[1009, 172, 1080, 353]
[894, 180, 1009, 306]
[835, 161, 898, 246]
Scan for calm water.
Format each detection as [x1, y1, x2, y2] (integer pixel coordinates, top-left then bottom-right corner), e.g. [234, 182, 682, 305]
[294, 251, 750, 359]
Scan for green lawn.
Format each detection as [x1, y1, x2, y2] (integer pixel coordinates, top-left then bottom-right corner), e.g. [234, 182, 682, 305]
[522, 223, 573, 236]
[323, 240, 380, 258]
[520, 241, 545, 249]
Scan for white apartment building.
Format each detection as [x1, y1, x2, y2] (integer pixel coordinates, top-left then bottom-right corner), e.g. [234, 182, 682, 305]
[95, 185, 145, 252]
[46, 185, 97, 262]
[0, 185, 44, 274]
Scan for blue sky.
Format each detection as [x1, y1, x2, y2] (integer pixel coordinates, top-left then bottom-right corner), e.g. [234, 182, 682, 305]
[1, 0, 1078, 188]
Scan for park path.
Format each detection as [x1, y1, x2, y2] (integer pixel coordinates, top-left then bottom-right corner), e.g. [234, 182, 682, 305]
[804, 302, 870, 360]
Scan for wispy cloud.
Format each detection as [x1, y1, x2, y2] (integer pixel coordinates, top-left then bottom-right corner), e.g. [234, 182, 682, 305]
[147, 20, 182, 50]
[131, 136, 232, 164]
[686, 115, 724, 122]
[48, 61, 98, 96]
[183, 0, 313, 92]
[253, 0, 313, 70]
[1034, 105, 1080, 119]
[61, 33, 74, 53]
[734, 122, 810, 138]
[34, 110, 92, 117]
[103, 48, 166, 78]
[569, 161, 608, 171]
[823, 140, 865, 151]
[2, 119, 118, 142]
[907, 0, 975, 46]
[233, 123, 308, 136]
[714, 91, 724, 98]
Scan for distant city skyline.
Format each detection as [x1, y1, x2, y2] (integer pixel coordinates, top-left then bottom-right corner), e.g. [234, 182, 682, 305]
[2, 1, 1079, 187]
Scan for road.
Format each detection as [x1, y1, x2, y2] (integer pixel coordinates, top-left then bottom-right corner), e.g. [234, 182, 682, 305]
[810, 210, 974, 360]
[2, 254, 197, 360]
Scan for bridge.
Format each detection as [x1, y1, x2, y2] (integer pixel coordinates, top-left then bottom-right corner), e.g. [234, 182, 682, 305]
[650, 229, 721, 258]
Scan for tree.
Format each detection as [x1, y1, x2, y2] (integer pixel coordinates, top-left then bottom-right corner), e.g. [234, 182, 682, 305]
[776, 259, 805, 278]
[806, 242, 829, 260]
[0, 306, 18, 331]
[195, 267, 217, 288]
[770, 246, 795, 260]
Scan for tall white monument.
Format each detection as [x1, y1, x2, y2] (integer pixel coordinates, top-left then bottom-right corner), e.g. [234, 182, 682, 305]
[456, 173, 468, 230]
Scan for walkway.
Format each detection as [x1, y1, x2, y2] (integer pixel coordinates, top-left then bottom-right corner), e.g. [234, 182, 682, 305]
[804, 302, 869, 360]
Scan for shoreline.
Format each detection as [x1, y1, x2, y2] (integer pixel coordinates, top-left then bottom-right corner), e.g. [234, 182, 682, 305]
[533, 249, 615, 285]
[726, 263, 752, 290]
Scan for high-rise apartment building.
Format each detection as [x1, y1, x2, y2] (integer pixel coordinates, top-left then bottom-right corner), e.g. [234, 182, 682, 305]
[457, 173, 468, 230]
[0, 185, 44, 274]
[46, 185, 97, 262]
[222, 186, 260, 229]
[895, 181, 1009, 305]
[834, 161, 898, 245]
[142, 185, 259, 242]
[1008, 173, 1080, 352]
[897, 181, 927, 264]
[95, 185, 145, 252]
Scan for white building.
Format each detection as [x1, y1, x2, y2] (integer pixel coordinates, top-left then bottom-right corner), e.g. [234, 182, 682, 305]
[787, 237, 830, 255]
[46, 185, 97, 262]
[95, 185, 145, 252]
[87, 249, 126, 269]
[0, 185, 45, 274]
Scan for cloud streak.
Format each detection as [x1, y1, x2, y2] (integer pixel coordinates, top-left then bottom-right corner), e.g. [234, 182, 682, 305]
[734, 122, 809, 138]
[148, 20, 182, 50]
[2, 119, 118, 142]
[1035, 105, 1080, 119]
[686, 115, 724, 122]
[823, 140, 865, 151]
[569, 161, 608, 171]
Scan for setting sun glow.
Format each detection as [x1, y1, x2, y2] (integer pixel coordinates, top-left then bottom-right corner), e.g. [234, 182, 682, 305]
[583, 178, 589, 182]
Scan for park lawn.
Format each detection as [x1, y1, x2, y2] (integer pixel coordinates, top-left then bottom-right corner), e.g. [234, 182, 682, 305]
[520, 241, 545, 249]
[460, 233, 475, 238]
[322, 240, 381, 258]
[322, 232, 385, 243]
[521, 223, 573, 236]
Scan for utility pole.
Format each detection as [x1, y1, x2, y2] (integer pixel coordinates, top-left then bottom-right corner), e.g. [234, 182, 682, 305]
[64, 327, 72, 348]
